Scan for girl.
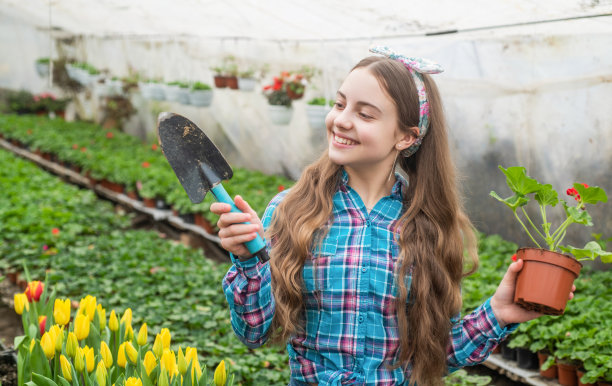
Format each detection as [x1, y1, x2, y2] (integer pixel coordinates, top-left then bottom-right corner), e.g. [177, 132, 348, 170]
[212, 46, 573, 385]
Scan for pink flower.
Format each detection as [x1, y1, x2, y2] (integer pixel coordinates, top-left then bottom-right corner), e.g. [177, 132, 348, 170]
[42, 245, 49, 251]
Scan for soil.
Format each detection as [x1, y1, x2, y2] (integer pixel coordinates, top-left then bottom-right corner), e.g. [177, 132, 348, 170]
[0, 354, 17, 386]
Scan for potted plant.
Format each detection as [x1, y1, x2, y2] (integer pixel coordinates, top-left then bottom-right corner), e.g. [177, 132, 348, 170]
[188, 82, 213, 107]
[225, 62, 239, 89]
[238, 68, 257, 91]
[35, 57, 51, 77]
[306, 97, 333, 130]
[490, 166, 611, 315]
[263, 74, 293, 125]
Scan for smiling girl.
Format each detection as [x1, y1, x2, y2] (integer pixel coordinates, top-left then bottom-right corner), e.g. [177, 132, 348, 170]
[212, 46, 572, 385]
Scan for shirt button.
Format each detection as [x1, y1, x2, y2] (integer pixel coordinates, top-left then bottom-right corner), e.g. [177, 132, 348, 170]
[362, 267, 367, 273]
[365, 219, 371, 226]
[358, 315, 364, 323]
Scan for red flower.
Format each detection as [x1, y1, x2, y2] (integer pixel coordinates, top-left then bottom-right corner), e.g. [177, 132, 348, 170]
[25, 281, 44, 302]
[278, 185, 285, 192]
[581, 183, 589, 188]
[151, 144, 158, 151]
[72, 144, 79, 150]
[39, 315, 47, 336]
[52, 228, 60, 235]
[142, 161, 150, 168]
[106, 131, 114, 139]
[80, 147, 87, 152]
[566, 187, 578, 197]
[511, 254, 517, 262]
[42, 245, 49, 251]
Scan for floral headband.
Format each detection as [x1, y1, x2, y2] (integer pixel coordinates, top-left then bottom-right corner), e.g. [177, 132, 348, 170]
[369, 45, 444, 157]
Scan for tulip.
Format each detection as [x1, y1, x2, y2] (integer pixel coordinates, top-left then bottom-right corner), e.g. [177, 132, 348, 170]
[153, 334, 163, 358]
[192, 358, 202, 381]
[53, 298, 71, 326]
[120, 308, 132, 326]
[60, 355, 72, 382]
[158, 368, 170, 386]
[125, 377, 143, 386]
[25, 281, 44, 302]
[97, 304, 106, 330]
[78, 295, 97, 322]
[160, 328, 171, 350]
[38, 315, 47, 336]
[100, 341, 113, 368]
[143, 351, 157, 376]
[48, 324, 63, 352]
[14, 293, 29, 315]
[160, 349, 178, 378]
[125, 341, 138, 364]
[65, 332, 78, 358]
[214, 360, 226, 386]
[125, 324, 134, 341]
[137, 323, 148, 346]
[117, 342, 127, 368]
[41, 331, 55, 359]
[109, 310, 119, 331]
[29, 339, 36, 352]
[83, 345, 94, 373]
[74, 347, 85, 372]
[95, 360, 107, 386]
[177, 347, 187, 375]
[74, 314, 90, 341]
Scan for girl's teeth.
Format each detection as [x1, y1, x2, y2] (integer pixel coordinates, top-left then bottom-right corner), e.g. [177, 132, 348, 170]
[335, 135, 356, 145]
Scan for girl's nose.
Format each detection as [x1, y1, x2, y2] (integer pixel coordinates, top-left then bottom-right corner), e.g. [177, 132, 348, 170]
[333, 109, 353, 131]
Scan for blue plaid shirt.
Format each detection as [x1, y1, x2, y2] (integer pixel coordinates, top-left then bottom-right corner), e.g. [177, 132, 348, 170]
[223, 171, 517, 385]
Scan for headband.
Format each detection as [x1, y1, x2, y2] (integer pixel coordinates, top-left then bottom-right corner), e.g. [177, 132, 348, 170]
[369, 45, 444, 157]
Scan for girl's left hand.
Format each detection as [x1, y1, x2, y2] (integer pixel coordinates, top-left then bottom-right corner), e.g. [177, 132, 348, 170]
[490, 259, 576, 327]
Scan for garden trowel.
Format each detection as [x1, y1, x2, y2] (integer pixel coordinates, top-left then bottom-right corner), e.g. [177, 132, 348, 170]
[157, 112, 269, 263]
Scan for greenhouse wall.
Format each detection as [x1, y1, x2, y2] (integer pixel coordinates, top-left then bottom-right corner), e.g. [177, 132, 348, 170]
[1, 7, 611, 256]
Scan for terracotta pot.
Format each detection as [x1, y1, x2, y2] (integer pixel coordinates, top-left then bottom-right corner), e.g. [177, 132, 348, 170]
[538, 351, 558, 379]
[492, 345, 502, 354]
[7, 272, 18, 284]
[194, 213, 215, 233]
[143, 197, 156, 208]
[226, 76, 238, 89]
[557, 361, 578, 386]
[577, 369, 595, 386]
[214, 76, 227, 88]
[597, 382, 612, 386]
[101, 179, 124, 193]
[514, 248, 582, 315]
[127, 190, 139, 200]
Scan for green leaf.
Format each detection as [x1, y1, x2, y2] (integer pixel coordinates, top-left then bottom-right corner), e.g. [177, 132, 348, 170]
[561, 241, 612, 262]
[575, 183, 607, 205]
[499, 165, 543, 196]
[490, 191, 528, 210]
[534, 184, 558, 207]
[563, 204, 592, 226]
[31, 372, 59, 386]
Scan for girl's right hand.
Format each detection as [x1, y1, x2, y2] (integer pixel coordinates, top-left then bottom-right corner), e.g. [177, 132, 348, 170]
[210, 195, 264, 258]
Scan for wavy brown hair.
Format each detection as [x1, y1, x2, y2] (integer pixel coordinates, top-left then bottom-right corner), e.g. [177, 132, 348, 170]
[267, 56, 478, 385]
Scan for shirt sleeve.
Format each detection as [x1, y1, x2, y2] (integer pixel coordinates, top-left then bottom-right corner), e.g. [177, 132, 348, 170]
[446, 297, 518, 371]
[221, 190, 288, 348]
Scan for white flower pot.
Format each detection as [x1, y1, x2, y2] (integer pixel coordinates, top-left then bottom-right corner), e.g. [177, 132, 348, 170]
[268, 105, 293, 125]
[189, 90, 213, 107]
[164, 85, 181, 102]
[109, 80, 124, 95]
[35, 62, 49, 77]
[305, 104, 331, 131]
[238, 77, 257, 91]
[149, 83, 166, 100]
[177, 88, 191, 104]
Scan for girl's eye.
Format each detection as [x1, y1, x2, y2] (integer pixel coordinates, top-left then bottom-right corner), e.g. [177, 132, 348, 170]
[359, 112, 373, 120]
[334, 101, 345, 109]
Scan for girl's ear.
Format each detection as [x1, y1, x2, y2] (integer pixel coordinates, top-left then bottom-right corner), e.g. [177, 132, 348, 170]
[395, 126, 420, 151]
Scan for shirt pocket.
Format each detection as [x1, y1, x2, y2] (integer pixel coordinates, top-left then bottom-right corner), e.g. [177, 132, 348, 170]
[303, 236, 338, 294]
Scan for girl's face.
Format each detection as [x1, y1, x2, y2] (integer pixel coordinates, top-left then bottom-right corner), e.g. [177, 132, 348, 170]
[325, 67, 414, 175]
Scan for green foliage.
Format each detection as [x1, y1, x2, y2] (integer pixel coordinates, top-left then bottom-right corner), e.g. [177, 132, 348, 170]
[266, 90, 292, 107]
[444, 369, 491, 385]
[191, 82, 212, 91]
[307, 97, 334, 107]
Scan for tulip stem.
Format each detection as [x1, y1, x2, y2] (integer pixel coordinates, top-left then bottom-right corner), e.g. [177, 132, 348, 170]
[53, 355, 59, 383]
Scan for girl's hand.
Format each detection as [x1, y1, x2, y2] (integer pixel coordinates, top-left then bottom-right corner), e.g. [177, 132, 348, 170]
[490, 259, 576, 327]
[210, 195, 264, 258]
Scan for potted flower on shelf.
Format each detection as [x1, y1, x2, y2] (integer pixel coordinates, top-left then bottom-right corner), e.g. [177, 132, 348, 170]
[306, 97, 333, 130]
[263, 75, 293, 125]
[238, 68, 258, 91]
[188, 82, 213, 107]
[35, 57, 50, 77]
[490, 165, 610, 315]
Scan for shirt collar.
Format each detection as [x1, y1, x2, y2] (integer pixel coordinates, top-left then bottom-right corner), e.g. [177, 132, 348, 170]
[339, 168, 407, 201]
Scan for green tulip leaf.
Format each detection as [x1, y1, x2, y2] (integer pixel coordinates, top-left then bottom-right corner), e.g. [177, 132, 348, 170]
[498, 165, 543, 195]
[31, 372, 59, 386]
[30, 340, 52, 378]
[57, 376, 71, 386]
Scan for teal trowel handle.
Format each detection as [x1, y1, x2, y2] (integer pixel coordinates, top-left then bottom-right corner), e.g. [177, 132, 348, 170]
[210, 184, 270, 263]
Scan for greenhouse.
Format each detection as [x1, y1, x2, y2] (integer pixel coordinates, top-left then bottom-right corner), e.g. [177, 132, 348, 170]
[1, 1, 611, 385]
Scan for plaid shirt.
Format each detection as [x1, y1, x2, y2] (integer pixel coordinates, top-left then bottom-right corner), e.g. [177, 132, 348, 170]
[222, 171, 517, 385]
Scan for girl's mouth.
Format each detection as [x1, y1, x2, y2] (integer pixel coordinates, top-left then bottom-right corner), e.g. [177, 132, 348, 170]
[333, 133, 358, 146]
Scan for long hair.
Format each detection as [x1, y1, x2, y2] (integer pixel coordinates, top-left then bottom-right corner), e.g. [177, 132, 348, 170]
[267, 56, 478, 385]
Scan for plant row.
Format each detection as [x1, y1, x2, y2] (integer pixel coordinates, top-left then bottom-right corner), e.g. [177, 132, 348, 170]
[0, 113, 294, 230]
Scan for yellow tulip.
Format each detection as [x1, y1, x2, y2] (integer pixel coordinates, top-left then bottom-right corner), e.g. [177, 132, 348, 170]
[125, 341, 138, 364]
[120, 308, 132, 326]
[74, 314, 90, 341]
[160, 328, 171, 350]
[48, 324, 63, 352]
[185, 347, 201, 380]
[60, 355, 72, 382]
[97, 304, 106, 330]
[125, 377, 143, 386]
[137, 323, 148, 346]
[100, 341, 113, 368]
[95, 360, 107, 386]
[153, 334, 163, 358]
[213, 360, 226, 386]
[125, 324, 134, 341]
[143, 351, 157, 376]
[192, 358, 202, 381]
[74, 347, 85, 373]
[158, 368, 169, 386]
[65, 332, 78, 358]
[109, 310, 119, 332]
[41, 332, 55, 360]
[14, 293, 29, 315]
[117, 342, 127, 368]
[83, 345, 95, 373]
[29, 339, 35, 352]
[78, 295, 97, 322]
[160, 349, 178, 378]
[53, 298, 71, 325]
[177, 347, 187, 375]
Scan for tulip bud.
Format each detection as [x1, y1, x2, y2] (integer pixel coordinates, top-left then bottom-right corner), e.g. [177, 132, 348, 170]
[143, 351, 156, 376]
[25, 281, 44, 302]
[78, 295, 97, 322]
[65, 332, 78, 358]
[125, 377, 143, 386]
[74, 347, 85, 373]
[38, 315, 47, 336]
[109, 310, 119, 332]
[193, 358, 202, 381]
[214, 360, 226, 386]
[125, 324, 134, 341]
[153, 334, 163, 358]
[48, 324, 63, 352]
[29, 339, 36, 352]
[60, 355, 73, 382]
[177, 347, 187, 375]
[53, 298, 71, 325]
[83, 346, 94, 373]
[158, 368, 170, 386]
[96, 304, 106, 330]
[100, 341, 113, 369]
[120, 308, 132, 326]
[161, 349, 178, 378]
[125, 341, 138, 364]
[160, 328, 171, 350]
[117, 342, 127, 368]
[14, 293, 29, 315]
[41, 332, 55, 359]
[74, 314, 90, 341]
[95, 360, 107, 386]
[137, 323, 148, 346]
